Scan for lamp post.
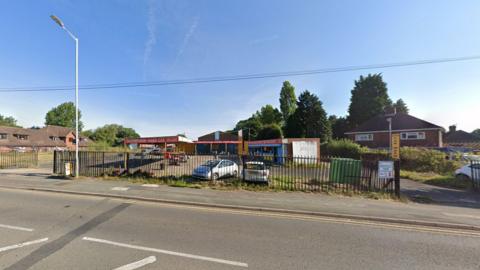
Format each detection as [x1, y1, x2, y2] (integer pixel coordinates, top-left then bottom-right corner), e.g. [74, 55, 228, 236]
[50, 15, 79, 178]
[387, 117, 392, 156]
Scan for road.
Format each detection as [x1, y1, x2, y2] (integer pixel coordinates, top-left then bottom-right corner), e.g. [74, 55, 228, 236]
[0, 189, 479, 270]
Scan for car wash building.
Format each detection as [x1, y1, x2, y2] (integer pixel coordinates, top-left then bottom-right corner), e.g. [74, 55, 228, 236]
[124, 135, 195, 153]
[194, 131, 240, 154]
[248, 138, 320, 164]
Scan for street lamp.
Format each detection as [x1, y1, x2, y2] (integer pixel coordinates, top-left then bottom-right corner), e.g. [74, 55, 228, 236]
[50, 15, 79, 178]
[386, 117, 392, 155]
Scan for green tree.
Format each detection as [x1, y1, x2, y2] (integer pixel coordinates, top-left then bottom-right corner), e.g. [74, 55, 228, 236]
[393, 98, 409, 114]
[234, 115, 262, 140]
[329, 115, 350, 139]
[45, 102, 84, 131]
[89, 124, 140, 146]
[347, 74, 392, 128]
[472, 129, 480, 138]
[0, 114, 20, 127]
[256, 105, 282, 125]
[279, 81, 297, 122]
[285, 90, 331, 142]
[256, 124, 283, 140]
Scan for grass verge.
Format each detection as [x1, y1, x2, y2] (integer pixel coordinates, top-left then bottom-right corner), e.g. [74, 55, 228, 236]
[401, 170, 470, 189]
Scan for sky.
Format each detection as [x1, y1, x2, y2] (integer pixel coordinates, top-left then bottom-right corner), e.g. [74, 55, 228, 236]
[0, 0, 479, 139]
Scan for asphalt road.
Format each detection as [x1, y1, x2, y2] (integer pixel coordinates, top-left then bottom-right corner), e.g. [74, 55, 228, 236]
[0, 189, 479, 270]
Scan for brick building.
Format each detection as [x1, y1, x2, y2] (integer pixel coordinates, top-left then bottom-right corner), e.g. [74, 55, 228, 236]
[0, 125, 88, 152]
[345, 112, 444, 149]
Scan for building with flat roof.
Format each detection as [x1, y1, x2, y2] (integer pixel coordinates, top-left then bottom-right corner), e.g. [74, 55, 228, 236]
[194, 131, 240, 154]
[124, 135, 194, 153]
[248, 138, 321, 163]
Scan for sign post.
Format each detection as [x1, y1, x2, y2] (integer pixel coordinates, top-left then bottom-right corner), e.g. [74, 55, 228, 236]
[391, 133, 401, 198]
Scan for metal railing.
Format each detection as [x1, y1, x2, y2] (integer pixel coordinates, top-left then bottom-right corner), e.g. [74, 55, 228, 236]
[0, 151, 38, 169]
[53, 151, 396, 194]
[472, 161, 480, 191]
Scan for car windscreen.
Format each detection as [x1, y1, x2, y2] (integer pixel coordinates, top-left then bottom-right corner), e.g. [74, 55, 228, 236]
[246, 163, 265, 170]
[202, 160, 221, 168]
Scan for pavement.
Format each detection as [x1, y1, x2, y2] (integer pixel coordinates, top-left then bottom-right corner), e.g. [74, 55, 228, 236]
[1, 180, 480, 269]
[401, 178, 480, 207]
[1, 168, 480, 230]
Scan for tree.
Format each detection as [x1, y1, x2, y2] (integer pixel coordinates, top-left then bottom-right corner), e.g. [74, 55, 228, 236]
[45, 102, 84, 131]
[0, 114, 20, 127]
[89, 124, 140, 146]
[256, 124, 283, 140]
[285, 90, 331, 142]
[472, 129, 480, 139]
[256, 105, 282, 126]
[347, 74, 392, 128]
[234, 115, 262, 140]
[393, 99, 409, 114]
[329, 115, 350, 139]
[279, 81, 297, 122]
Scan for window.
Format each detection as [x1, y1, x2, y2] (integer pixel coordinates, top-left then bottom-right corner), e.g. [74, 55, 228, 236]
[0, 133, 7, 140]
[355, 134, 373, 141]
[50, 136, 59, 141]
[13, 134, 29, 140]
[400, 132, 425, 140]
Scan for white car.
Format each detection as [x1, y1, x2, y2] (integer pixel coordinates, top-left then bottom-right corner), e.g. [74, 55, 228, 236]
[192, 159, 239, 180]
[455, 163, 480, 181]
[243, 161, 269, 182]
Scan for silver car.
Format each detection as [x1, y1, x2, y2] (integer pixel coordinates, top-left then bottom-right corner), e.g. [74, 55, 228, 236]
[243, 161, 269, 182]
[192, 159, 239, 180]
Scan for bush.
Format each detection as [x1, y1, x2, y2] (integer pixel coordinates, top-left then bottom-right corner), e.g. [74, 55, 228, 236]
[322, 139, 365, 159]
[400, 147, 461, 174]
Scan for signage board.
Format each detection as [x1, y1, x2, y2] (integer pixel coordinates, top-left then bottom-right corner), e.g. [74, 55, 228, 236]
[378, 161, 394, 179]
[392, 133, 400, 160]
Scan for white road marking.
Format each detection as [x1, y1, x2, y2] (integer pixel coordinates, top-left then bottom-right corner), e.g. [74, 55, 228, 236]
[0, 238, 48, 253]
[141, 184, 159, 188]
[443, 212, 480, 220]
[0, 223, 34, 232]
[113, 256, 157, 270]
[112, 187, 130, 191]
[83, 237, 248, 268]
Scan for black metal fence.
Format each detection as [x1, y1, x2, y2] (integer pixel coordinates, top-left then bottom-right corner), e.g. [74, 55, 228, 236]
[472, 161, 480, 191]
[53, 151, 397, 194]
[0, 151, 38, 169]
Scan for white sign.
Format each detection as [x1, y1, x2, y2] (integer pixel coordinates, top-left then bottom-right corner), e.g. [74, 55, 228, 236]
[292, 141, 318, 158]
[378, 161, 394, 179]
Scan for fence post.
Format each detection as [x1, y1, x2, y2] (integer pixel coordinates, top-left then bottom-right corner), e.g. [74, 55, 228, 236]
[125, 152, 130, 174]
[394, 160, 401, 198]
[241, 155, 246, 182]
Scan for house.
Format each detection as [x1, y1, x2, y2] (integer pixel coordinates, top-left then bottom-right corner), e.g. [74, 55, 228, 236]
[444, 125, 480, 150]
[0, 125, 88, 152]
[194, 131, 240, 154]
[345, 112, 444, 148]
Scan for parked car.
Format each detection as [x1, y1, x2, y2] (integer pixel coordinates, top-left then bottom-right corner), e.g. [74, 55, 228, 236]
[142, 147, 162, 155]
[192, 159, 238, 180]
[243, 161, 269, 182]
[455, 163, 480, 181]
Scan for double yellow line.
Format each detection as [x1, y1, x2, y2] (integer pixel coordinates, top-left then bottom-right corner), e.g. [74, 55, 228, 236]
[135, 199, 480, 238]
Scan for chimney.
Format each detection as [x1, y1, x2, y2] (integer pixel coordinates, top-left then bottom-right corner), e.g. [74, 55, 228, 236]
[448, 125, 456, 133]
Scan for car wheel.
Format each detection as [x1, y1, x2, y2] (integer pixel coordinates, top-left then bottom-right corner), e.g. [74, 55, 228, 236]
[456, 174, 470, 181]
[233, 170, 238, 178]
[212, 173, 219, 181]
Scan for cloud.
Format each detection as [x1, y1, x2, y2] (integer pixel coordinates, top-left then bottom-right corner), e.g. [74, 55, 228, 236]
[175, 16, 200, 61]
[143, 0, 158, 74]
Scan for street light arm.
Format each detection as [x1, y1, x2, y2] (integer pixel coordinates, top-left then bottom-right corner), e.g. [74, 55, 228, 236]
[62, 27, 78, 41]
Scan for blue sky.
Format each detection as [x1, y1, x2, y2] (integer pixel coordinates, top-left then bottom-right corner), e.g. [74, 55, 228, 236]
[0, 0, 479, 138]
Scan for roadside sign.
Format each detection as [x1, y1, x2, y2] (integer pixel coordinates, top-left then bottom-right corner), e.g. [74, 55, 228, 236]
[378, 161, 394, 179]
[391, 133, 400, 160]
